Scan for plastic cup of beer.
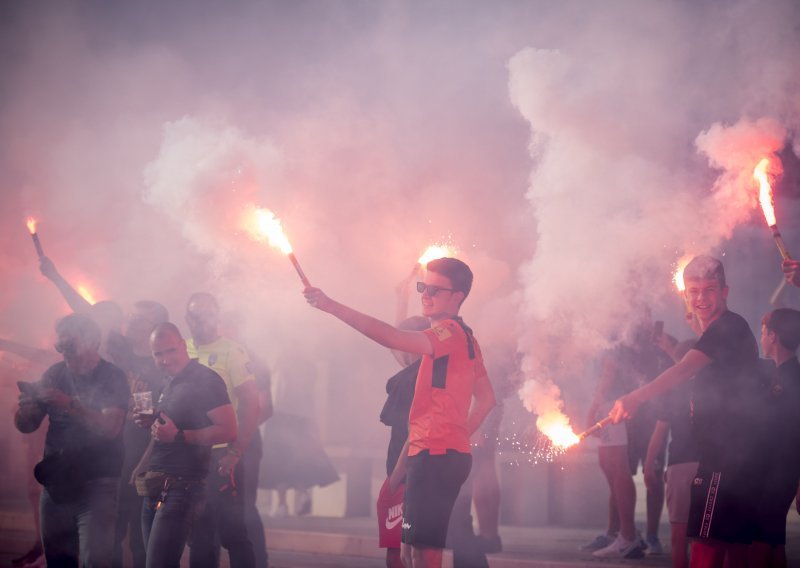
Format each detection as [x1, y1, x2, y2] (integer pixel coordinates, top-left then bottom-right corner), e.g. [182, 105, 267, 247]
[133, 391, 153, 415]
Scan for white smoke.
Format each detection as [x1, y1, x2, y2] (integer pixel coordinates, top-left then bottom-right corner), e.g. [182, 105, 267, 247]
[507, 4, 800, 427]
[143, 116, 284, 271]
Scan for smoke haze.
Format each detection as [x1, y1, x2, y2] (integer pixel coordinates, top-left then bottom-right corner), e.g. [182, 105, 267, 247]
[1, 0, 798, 461]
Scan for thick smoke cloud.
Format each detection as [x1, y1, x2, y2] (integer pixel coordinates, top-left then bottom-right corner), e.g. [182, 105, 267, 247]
[506, 3, 799, 425]
[0, 0, 798, 461]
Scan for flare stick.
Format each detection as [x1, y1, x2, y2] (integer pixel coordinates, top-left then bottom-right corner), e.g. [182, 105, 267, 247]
[288, 253, 311, 287]
[26, 219, 45, 258]
[769, 225, 792, 261]
[577, 416, 614, 441]
[31, 233, 44, 258]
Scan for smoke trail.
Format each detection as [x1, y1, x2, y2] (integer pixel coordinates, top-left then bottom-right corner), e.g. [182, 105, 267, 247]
[143, 116, 284, 271]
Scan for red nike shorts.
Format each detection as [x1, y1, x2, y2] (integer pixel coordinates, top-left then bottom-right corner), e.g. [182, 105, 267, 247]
[377, 477, 405, 549]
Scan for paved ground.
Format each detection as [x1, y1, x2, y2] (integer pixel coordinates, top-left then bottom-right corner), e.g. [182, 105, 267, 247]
[2, 500, 799, 567]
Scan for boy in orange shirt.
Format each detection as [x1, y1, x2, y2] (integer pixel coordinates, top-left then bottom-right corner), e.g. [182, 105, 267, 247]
[304, 258, 496, 568]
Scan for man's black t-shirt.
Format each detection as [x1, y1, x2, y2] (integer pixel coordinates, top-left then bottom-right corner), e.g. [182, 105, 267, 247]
[40, 359, 130, 479]
[148, 359, 231, 478]
[656, 379, 700, 467]
[761, 357, 800, 489]
[691, 310, 759, 470]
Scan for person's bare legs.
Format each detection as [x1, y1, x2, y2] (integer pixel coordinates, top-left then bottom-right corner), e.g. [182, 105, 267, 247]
[671, 522, 689, 568]
[647, 473, 665, 542]
[749, 542, 787, 568]
[598, 449, 620, 538]
[472, 455, 500, 541]
[386, 547, 404, 568]
[690, 540, 749, 568]
[400, 543, 413, 568]
[690, 540, 724, 568]
[411, 545, 442, 568]
[599, 445, 635, 541]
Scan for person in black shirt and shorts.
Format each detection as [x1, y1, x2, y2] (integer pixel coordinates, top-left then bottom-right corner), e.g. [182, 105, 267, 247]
[611, 255, 763, 568]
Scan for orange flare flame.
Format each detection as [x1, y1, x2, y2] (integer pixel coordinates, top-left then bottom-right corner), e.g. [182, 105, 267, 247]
[754, 158, 777, 227]
[417, 244, 455, 265]
[537, 411, 580, 449]
[673, 255, 692, 293]
[26, 217, 37, 234]
[76, 284, 97, 305]
[246, 206, 293, 255]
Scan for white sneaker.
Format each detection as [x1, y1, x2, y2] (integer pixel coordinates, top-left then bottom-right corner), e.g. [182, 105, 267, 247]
[579, 533, 615, 551]
[592, 535, 645, 559]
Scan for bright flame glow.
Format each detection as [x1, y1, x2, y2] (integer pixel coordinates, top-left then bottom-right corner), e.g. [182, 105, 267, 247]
[673, 255, 692, 293]
[754, 158, 777, 227]
[76, 284, 97, 305]
[536, 411, 580, 449]
[26, 217, 37, 234]
[417, 244, 455, 265]
[245, 206, 293, 255]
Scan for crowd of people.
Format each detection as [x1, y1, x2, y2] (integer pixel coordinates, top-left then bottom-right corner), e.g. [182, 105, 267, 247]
[597, 256, 800, 568]
[10, 256, 280, 568]
[6, 252, 800, 568]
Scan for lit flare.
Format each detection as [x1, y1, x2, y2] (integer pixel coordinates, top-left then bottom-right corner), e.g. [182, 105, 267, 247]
[417, 244, 455, 266]
[244, 206, 311, 287]
[25, 217, 45, 258]
[672, 255, 692, 293]
[76, 283, 97, 305]
[249, 207, 293, 255]
[754, 158, 791, 260]
[537, 411, 580, 449]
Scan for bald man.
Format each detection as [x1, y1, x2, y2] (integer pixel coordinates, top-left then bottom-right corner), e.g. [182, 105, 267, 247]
[135, 323, 236, 568]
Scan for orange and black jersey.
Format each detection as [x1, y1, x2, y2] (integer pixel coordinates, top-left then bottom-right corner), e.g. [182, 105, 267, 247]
[408, 317, 488, 457]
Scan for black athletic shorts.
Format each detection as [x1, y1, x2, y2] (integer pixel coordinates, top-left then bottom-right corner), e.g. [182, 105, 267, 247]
[687, 464, 758, 544]
[753, 476, 797, 546]
[401, 449, 471, 548]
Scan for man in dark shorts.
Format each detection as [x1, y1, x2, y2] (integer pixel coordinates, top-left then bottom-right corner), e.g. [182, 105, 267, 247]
[133, 323, 237, 568]
[304, 257, 496, 568]
[611, 255, 763, 568]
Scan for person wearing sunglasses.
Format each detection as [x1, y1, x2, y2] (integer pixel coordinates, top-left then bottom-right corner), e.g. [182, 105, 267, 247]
[304, 257, 496, 568]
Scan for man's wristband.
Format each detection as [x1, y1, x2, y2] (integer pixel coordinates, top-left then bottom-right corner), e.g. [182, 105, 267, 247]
[174, 429, 186, 444]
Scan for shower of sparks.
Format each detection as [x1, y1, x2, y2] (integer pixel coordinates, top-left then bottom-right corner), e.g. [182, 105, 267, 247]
[487, 422, 573, 467]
